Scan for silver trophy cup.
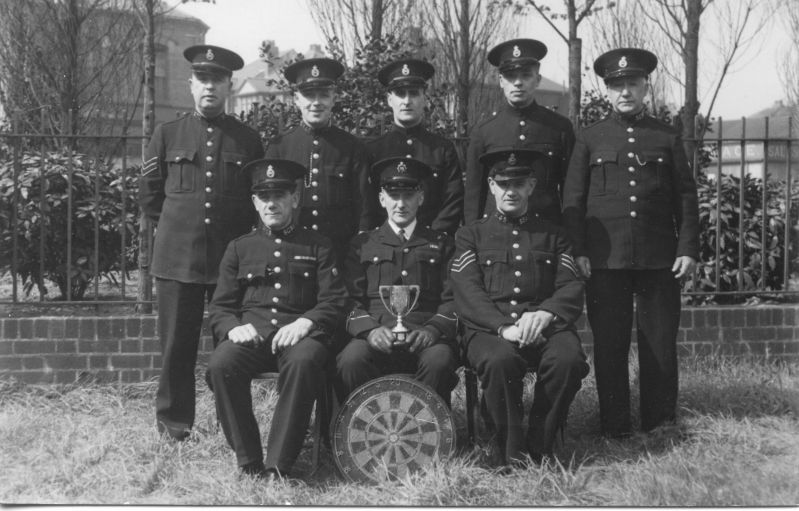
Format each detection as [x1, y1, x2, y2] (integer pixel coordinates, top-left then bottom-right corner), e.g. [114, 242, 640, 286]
[378, 285, 421, 346]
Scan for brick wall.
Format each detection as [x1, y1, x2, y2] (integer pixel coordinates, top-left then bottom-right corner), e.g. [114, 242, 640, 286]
[1, 305, 797, 384]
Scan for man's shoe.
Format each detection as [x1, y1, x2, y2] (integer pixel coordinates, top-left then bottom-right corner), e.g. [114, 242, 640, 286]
[240, 461, 268, 479]
[157, 420, 191, 442]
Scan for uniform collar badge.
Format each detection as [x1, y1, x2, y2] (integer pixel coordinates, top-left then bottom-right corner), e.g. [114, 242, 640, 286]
[397, 161, 408, 173]
[311, 65, 320, 77]
[508, 153, 517, 165]
[206, 48, 215, 61]
[512, 45, 521, 58]
[618, 56, 628, 68]
[266, 165, 275, 178]
[401, 64, 410, 75]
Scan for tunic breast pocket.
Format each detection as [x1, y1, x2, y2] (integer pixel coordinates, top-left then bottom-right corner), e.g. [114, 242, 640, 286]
[588, 151, 618, 196]
[477, 249, 508, 295]
[237, 263, 271, 305]
[415, 247, 444, 293]
[220, 152, 245, 195]
[165, 149, 197, 193]
[325, 168, 351, 207]
[288, 261, 317, 308]
[361, 247, 395, 288]
[531, 251, 556, 298]
[528, 143, 561, 185]
[640, 150, 673, 194]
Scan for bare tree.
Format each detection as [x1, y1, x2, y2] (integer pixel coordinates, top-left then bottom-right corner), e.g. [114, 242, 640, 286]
[780, 1, 799, 115]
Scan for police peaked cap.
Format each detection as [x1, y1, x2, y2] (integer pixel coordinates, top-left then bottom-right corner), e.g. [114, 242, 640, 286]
[479, 148, 541, 181]
[487, 38, 548, 72]
[284, 58, 345, 90]
[372, 157, 432, 191]
[593, 48, 658, 81]
[246, 158, 307, 192]
[377, 59, 435, 90]
[184, 45, 244, 76]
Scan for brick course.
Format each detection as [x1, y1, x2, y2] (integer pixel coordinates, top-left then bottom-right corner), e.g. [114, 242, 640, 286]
[0, 305, 796, 384]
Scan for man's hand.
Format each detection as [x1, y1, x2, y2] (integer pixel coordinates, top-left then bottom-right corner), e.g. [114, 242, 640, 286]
[576, 256, 591, 279]
[227, 323, 263, 345]
[406, 327, 440, 353]
[672, 256, 696, 279]
[367, 326, 395, 354]
[515, 310, 555, 347]
[500, 324, 523, 343]
[272, 317, 314, 354]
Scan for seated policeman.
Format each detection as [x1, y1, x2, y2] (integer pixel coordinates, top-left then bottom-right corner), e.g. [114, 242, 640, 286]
[207, 158, 347, 481]
[450, 148, 589, 468]
[336, 157, 459, 403]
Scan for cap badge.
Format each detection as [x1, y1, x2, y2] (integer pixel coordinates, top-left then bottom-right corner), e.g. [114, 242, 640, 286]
[266, 165, 275, 178]
[206, 48, 215, 61]
[401, 63, 410, 76]
[512, 45, 521, 58]
[508, 153, 517, 165]
[311, 65, 320, 77]
[397, 161, 408, 174]
[619, 56, 628, 68]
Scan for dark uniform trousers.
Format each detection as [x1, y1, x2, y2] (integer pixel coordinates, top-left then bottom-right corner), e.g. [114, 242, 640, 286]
[363, 124, 464, 235]
[450, 213, 589, 463]
[336, 223, 459, 401]
[464, 102, 574, 224]
[562, 112, 700, 437]
[206, 225, 347, 473]
[138, 112, 264, 438]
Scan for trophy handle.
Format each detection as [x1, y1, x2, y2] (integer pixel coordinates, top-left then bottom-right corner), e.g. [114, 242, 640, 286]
[406, 285, 421, 314]
[378, 286, 393, 314]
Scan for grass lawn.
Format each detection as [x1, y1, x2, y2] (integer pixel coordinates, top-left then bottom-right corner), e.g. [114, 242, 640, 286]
[1, 356, 798, 506]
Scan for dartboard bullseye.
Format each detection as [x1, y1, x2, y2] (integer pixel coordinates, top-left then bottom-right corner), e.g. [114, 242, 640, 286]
[332, 374, 456, 483]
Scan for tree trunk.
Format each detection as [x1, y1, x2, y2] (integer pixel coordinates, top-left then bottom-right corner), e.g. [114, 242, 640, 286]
[568, 38, 582, 127]
[137, 0, 156, 314]
[457, 0, 470, 137]
[370, 0, 384, 42]
[681, 0, 701, 157]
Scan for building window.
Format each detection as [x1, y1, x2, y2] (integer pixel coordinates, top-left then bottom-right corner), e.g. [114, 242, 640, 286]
[155, 45, 169, 102]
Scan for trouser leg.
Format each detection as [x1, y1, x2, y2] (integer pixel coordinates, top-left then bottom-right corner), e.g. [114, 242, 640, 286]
[264, 337, 329, 475]
[154, 279, 214, 438]
[635, 269, 681, 431]
[587, 270, 634, 437]
[526, 329, 589, 456]
[335, 338, 384, 401]
[415, 342, 459, 403]
[207, 339, 272, 467]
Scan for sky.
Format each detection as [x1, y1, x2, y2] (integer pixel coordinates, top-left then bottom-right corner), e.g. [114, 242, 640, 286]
[172, 0, 790, 120]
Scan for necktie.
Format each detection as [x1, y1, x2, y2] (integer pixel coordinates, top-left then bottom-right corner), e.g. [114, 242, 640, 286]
[398, 228, 407, 242]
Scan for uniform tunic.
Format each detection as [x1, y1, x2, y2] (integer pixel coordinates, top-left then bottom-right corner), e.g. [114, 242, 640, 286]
[364, 124, 464, 234]
[464, 102, 574, 224]
[265, 124, 372, 259]
[138, 111, 263, 439]
[336, 223, 459, 400]
[562, 112, 700, 436]
[450, 212, 588, 462]
[207, 224, 347, 473]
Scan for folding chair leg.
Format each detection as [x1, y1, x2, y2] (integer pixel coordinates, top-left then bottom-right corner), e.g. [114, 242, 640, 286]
[464, 367, 478, 446]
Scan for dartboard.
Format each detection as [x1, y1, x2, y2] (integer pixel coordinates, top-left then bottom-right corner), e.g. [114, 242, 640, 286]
[332, 374, 456, 484]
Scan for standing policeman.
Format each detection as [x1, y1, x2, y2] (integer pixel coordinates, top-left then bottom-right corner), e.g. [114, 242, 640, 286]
[364, 59, 464, 235]
[562, 48, 699, 438]
[139, 45, 264, 441]
[336, 157, 459, 403]
[464, 39, 574, 224]
[207, 158, 347, 480]
[451, 149, 588, 468]
[265, 58, 372, 262]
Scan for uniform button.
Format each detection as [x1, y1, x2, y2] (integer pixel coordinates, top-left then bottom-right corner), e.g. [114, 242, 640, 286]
[627, 127, 634, 133]
[548, 151, 553, 156]
[206, 127, 213, 133]
[338, 172, 344, 178]
[373, 257, 379, 262]
[515, 255, 522, 261]
[273, 266, 281, 273]
[175, 156, 180, 162]
[272, 297, 279, 303]
[204, 218, 210, 224]
[312, 224, 318, 230]
[206, 155, 213, 162]
[401, 270, 408, 277]
[312, 153, 319, 159]
[630, 211, 638, 218]
[271, 319, 278, 325]
[511, 312, 519, 319]
[403, 248, 410, 254]
[519, 120, 526, 126]
[312, 181, 318, 187]
[406, 154, 412, 158]
[205, 187, 212, 193]
[513, 287, 521, 294]
[630, 196, 637, 202]
[512, 243, 519, 249]
[546, 259, 551, 264]
[247, 273, 253, 279]
[658, 157, 664, 162]
[206, 171, 212, 178]
[628, 137, 635, 143]
[275, 238, 282, 244]
[406, 139, 413, 145]
[510, 300, 518, 306]
[628, 166, 635, 172]
[312, 168, 319, 175]
[271, 308, 277, 313]
[429, 258, 435, 263]
[312, 210, 318, 216]
[433, 173, 438, 178]
[274, 283, 282, 289]
[312, 195, 319, 201]
[512, 230, 519, 236]
[313, 139, 319, 145]
[303, 272, 310, 277]
[486, 260, 492, 265]
[596, 158, 603, 163]
[204, 202, 211, 208]
[519, 134, 526, 140]
[237, 160, 242, 165]
[515, 271, 522, 277]
[274, 251, 281, 257]
[627, 152, 634, 158]
[206, 140, 212, 147]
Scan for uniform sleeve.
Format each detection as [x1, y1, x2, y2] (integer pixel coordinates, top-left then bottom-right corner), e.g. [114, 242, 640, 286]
[423, 234, 458, 340]
[208, 241, 246, 341]
[344, 236, 382, 338]
[431, 141, 465, 235]
[354, 142, 376, 233]
[561, 130, 591, 256]
[463, 126, 486, 224]
[450, 226, 508, 333]
[671, 133, 700, 260]
[138, 123, 166, 223]
[302, 238, 348, 333]
[537, 230, 585, 326]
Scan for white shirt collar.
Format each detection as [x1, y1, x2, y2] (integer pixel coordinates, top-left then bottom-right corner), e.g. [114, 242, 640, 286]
[388, 219, 417, 240]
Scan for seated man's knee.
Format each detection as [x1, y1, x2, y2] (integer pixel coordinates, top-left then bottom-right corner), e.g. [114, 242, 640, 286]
[419, 344, 458, 374]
